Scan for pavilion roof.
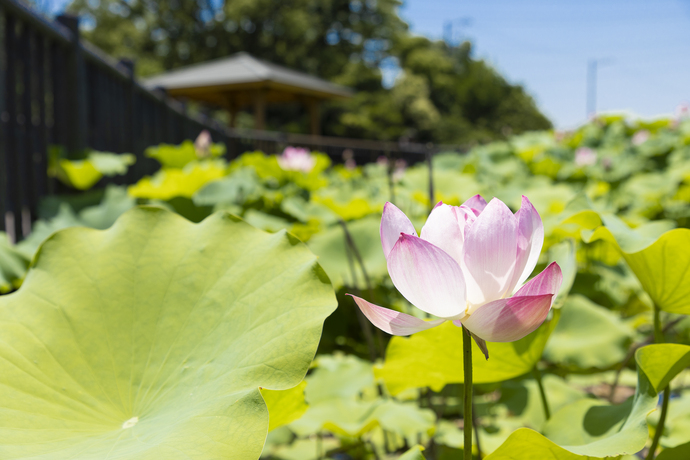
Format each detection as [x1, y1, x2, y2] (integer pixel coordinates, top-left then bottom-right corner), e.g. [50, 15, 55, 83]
[143, 52, 353, 106]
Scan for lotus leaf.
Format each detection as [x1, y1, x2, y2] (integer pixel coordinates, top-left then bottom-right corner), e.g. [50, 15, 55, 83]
[0, 207, 336, 459]
[375, 311, 560, 395]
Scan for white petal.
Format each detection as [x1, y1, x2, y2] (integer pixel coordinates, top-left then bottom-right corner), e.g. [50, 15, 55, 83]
[507, 196, 545, 294]
[348, 295, 445, 335]
[461, 198, 518, 308]
[420, 204, 476, 265]
[387, 234, 467, 319]
[380, 202, 417, 258]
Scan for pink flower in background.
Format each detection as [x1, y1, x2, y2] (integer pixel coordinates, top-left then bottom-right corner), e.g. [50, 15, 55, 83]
[676, 102, 689, 119]
[574, 147, 597, 167]
[348, 195, 562, 344]
[632, 130, 650, 146]
[278, 146, 316, 172]
[377, 156, 389, 167]
[194, 130, 212, 158]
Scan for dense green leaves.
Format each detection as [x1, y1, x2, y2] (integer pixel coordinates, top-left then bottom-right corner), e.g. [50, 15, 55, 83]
[0, 207, 336, 458]
[376, 313, 560, 395]
[544, 295, 634, 369]
[587, 227, 690, 314]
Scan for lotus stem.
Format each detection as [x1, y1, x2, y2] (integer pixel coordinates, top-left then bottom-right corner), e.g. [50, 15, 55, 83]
[462, 325, 473, 460]
[646, 303, 669, 460]
[653, 303, 664, 344]
[532, 366, 551, 420]
[646, 386, 670, 460]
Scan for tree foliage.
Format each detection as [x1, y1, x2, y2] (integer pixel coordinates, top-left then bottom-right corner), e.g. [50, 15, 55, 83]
[68, 0, 551, 144]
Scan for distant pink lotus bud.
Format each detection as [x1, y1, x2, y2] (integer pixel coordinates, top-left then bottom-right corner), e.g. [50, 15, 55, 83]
[377, 156, 389, 166]
[345, 158, 357, 170]
[278, 146, 316, 172]
[631, 130, 650, 146]
[195, 130, 212, 158]
[676, 102, 689, 119]
[574, 147, 597, 167]
[348, 195, 562, 344]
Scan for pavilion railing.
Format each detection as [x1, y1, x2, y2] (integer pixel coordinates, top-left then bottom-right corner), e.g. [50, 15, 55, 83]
[0, 0, 464, 242]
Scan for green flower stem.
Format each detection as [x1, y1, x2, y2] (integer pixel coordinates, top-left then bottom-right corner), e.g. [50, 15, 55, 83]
[463, 326, 473, 460]
[532, 366, 551, 420]
[653, 303, 664, 344]
[646, 386, 670, 460]
[646, 303, 669, 460]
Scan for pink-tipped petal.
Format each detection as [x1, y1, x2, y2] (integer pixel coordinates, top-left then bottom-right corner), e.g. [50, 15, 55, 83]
[463, 194, 488, 213]
[387, 234, 467, 319]
[462, 294, 554, 342]
[348, 294, 445, 335]
[420, 204, 476, 265]
[507, 196, 545, 293]
[381, 202, 417, 258]
[515, 262, 562, 298]
[461, 198, 518, 307]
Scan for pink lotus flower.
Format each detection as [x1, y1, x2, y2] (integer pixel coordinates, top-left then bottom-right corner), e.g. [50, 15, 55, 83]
[278, 147, 316, 172]
[631, 130, 650, 146]
[194, 130, 212, 158]
[574, 147, 597, 167]
[348, 195, 562, 343]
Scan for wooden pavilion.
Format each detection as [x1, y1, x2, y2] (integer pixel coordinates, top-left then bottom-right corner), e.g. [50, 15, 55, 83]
[143, 52, 353, 135]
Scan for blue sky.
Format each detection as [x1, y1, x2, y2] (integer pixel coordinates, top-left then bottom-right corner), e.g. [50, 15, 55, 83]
[46, 0, 690, 128]
[399, 0, 690, 128]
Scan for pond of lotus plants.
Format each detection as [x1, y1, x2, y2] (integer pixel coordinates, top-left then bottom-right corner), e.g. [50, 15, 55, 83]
[1, 112, 690, 459]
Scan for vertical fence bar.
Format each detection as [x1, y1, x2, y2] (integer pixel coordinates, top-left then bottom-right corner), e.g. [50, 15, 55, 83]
[55, 14, 87, 156]
[34, 32, 48, 200]
[3, 12, 21, 242]
[18, 21, 35, 236]
[0, 6, 7, 234]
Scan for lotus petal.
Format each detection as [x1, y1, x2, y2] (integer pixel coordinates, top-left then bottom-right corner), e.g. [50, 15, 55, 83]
[507, 196, 545, 293]
[462, 198, 518, 308]
[348, 294, 445, 335]
[380, 202, 417, 258]
[420, 204, 476, 265]
[514, 262, 562, 298]
[463, 194, 488, 213]
[387, 234, 467, 319]
[462, 294, 554, 342]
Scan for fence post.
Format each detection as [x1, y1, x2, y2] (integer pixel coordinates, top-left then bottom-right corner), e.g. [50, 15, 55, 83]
[55, 14, 87, 156]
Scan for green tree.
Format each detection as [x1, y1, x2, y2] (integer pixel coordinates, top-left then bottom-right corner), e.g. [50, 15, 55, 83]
[68, 0, 551, 144]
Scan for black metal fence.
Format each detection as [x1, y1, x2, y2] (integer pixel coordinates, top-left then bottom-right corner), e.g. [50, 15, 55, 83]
[0, 0, 462, 243]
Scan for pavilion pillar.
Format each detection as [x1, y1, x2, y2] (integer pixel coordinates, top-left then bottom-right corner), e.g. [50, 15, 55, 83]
[253, 90, 266, 130]
[307, 98, 321, 135]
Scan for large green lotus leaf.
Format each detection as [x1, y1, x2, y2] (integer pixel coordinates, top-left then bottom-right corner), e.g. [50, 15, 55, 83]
[307, 216, 387, 290]
[261, 381, 308, 432]
[585, 226, 690, 314]
[544, 295, 634, 370]
[531, 343, 690, 458]
[0, 233, 29, 293]
[375, 311, 560, 395]
[0, 207, 336, 459]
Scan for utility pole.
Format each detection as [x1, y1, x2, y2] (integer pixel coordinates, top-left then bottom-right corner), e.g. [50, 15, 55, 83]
[586, 58, 614, 118]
